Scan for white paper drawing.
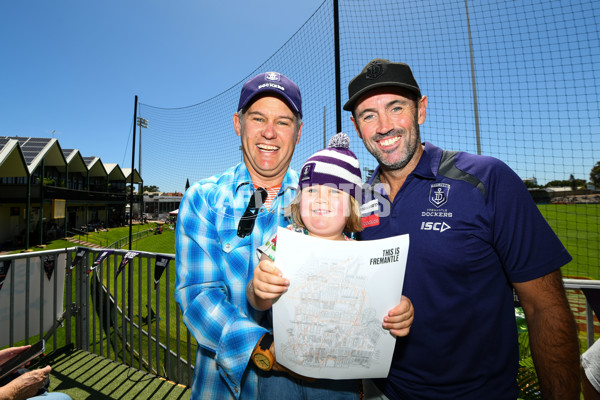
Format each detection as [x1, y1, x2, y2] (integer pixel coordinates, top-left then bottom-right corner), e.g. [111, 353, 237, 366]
[272, 227, 409, 379]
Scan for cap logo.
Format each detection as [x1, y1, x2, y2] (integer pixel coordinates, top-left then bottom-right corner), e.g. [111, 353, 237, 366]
[366, 62, 384, 80]
[265, 72, 281, 82]
[258, 82, 285, 92]
[300, 163, 314, 182]
[429, 183, 450, 208]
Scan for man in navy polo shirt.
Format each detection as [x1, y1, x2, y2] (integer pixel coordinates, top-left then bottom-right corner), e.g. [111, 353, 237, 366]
[345, 59, 579, 399]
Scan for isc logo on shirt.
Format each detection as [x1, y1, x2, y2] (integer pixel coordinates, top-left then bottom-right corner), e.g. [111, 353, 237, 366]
[420, 221, 451, 232]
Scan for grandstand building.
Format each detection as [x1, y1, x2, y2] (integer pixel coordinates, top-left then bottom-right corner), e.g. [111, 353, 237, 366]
[0, 136, 142, 250]
[143, 192, 182, 221]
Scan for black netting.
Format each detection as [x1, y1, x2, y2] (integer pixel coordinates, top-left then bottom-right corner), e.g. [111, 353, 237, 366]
[138, 0, 600, 278]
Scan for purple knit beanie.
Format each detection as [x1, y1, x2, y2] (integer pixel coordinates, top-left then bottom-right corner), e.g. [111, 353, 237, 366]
[299, 132, 362, 199]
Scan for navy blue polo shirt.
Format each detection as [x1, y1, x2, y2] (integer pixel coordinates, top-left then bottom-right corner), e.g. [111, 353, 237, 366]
[359, 142, 571, 400]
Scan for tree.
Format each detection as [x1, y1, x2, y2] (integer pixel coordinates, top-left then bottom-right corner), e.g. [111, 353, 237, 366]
[545, 179, 585, 188]
[144, 185, 159, 192]
[523, 180, 539, 189]
[591, 161, 600, 187]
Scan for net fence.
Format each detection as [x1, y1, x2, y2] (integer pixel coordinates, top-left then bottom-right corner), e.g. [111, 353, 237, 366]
[139, 0, 599, 279]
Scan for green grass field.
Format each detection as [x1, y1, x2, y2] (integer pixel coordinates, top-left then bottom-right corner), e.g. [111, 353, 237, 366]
[128, 225, 176, 254]
[18, 224, 154, 253]
[82, 225, 187, 373]
[74, 224, 154, 248]
[538, 204, 600, 280]
[34, 204, 599, 281]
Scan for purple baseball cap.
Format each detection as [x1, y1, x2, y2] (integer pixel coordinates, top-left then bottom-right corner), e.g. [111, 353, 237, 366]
[237, 72, 303, 118]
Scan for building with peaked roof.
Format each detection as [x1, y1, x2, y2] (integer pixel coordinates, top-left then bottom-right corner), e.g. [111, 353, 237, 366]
[0, 136, 142, 250]
[0, 138, 28, 178]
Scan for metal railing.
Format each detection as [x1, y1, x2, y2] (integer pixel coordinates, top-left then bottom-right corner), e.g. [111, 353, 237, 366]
[0, 247, 195, 387]
[0, 248, 598, 391]
[106, 228, 155, 249]
[64, 228, 155, 249]
[0, 248, 76, 351]
[564, 279, 600, 346]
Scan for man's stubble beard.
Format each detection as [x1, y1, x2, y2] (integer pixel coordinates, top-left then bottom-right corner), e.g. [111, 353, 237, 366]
[366, 124, 421, 171]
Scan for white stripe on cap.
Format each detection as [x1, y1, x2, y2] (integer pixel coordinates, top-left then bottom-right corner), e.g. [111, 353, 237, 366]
[312, 162, 363, 187]
[310, 149, 360, 168]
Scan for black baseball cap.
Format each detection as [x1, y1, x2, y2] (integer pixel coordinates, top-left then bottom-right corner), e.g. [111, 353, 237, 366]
[343, 59, 421, 111]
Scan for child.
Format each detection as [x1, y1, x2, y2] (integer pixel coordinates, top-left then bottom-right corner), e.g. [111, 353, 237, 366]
[247, 132, 414, 399]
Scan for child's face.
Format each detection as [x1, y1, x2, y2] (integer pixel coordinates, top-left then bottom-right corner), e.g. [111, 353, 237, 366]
[299, 185, 350, 240]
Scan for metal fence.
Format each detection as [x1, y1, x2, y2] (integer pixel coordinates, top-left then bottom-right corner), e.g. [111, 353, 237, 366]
[106, 228, 155, 249]
[0, 247, 195, 387]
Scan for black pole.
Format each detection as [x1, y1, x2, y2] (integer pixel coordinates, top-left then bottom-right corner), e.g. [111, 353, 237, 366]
[333, 0, 342, 133]
[39, 159, 44, 245]
[129, 96, 137, 250]
[26, 173, 31, 249]
[465, 0, 481, 155]
[128, 97, 138, 357]
[139, 119, 143, 223]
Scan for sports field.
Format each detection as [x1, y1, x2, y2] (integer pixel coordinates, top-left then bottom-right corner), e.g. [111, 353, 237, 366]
[127, 205, 600, 281]
[538, 204, 600, 281]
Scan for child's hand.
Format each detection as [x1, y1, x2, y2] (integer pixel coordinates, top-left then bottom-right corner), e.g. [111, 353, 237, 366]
[383, 295, 414, 337]
[251, 258, 290, 301]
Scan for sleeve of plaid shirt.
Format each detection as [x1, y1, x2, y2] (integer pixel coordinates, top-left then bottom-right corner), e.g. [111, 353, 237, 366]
[175, 181, 267, 396]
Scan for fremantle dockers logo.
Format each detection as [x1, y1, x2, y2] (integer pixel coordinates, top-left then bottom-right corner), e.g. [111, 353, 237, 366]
[366, 61, 384, 79]
[300, 163, 314, 182]
[429, 183, 450, 208]
[265, 72, 281, 81]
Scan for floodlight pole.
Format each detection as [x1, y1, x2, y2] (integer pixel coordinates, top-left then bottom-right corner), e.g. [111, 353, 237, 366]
[129, 97, 137, 250]
[136, 117, 148, 220]
[126, 96, 139, 348]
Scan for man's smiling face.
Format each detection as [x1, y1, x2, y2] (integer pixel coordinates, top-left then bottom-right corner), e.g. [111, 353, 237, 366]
[234, 95, 302, 186]
[352, 88, 426, 171]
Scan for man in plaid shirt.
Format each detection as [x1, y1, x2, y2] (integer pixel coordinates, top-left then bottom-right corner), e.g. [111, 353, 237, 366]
[175, 71, 304, 399]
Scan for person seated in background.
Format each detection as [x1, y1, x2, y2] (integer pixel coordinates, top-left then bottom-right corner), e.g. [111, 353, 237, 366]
[582, 339, 600, 400]
[0, 346, 71, 400]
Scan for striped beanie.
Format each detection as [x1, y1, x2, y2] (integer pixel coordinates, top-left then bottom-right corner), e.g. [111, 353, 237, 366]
[299, 132, 362, 199]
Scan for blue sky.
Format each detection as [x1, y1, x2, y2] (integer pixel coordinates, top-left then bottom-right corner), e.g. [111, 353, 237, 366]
[0, 0, 324, 166]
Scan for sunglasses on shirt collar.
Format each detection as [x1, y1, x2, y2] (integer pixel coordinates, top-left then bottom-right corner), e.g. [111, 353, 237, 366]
[237, 187, 268, 238]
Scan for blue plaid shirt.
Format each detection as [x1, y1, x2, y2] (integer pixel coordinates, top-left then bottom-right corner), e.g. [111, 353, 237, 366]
[175, 163, 299, 399]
